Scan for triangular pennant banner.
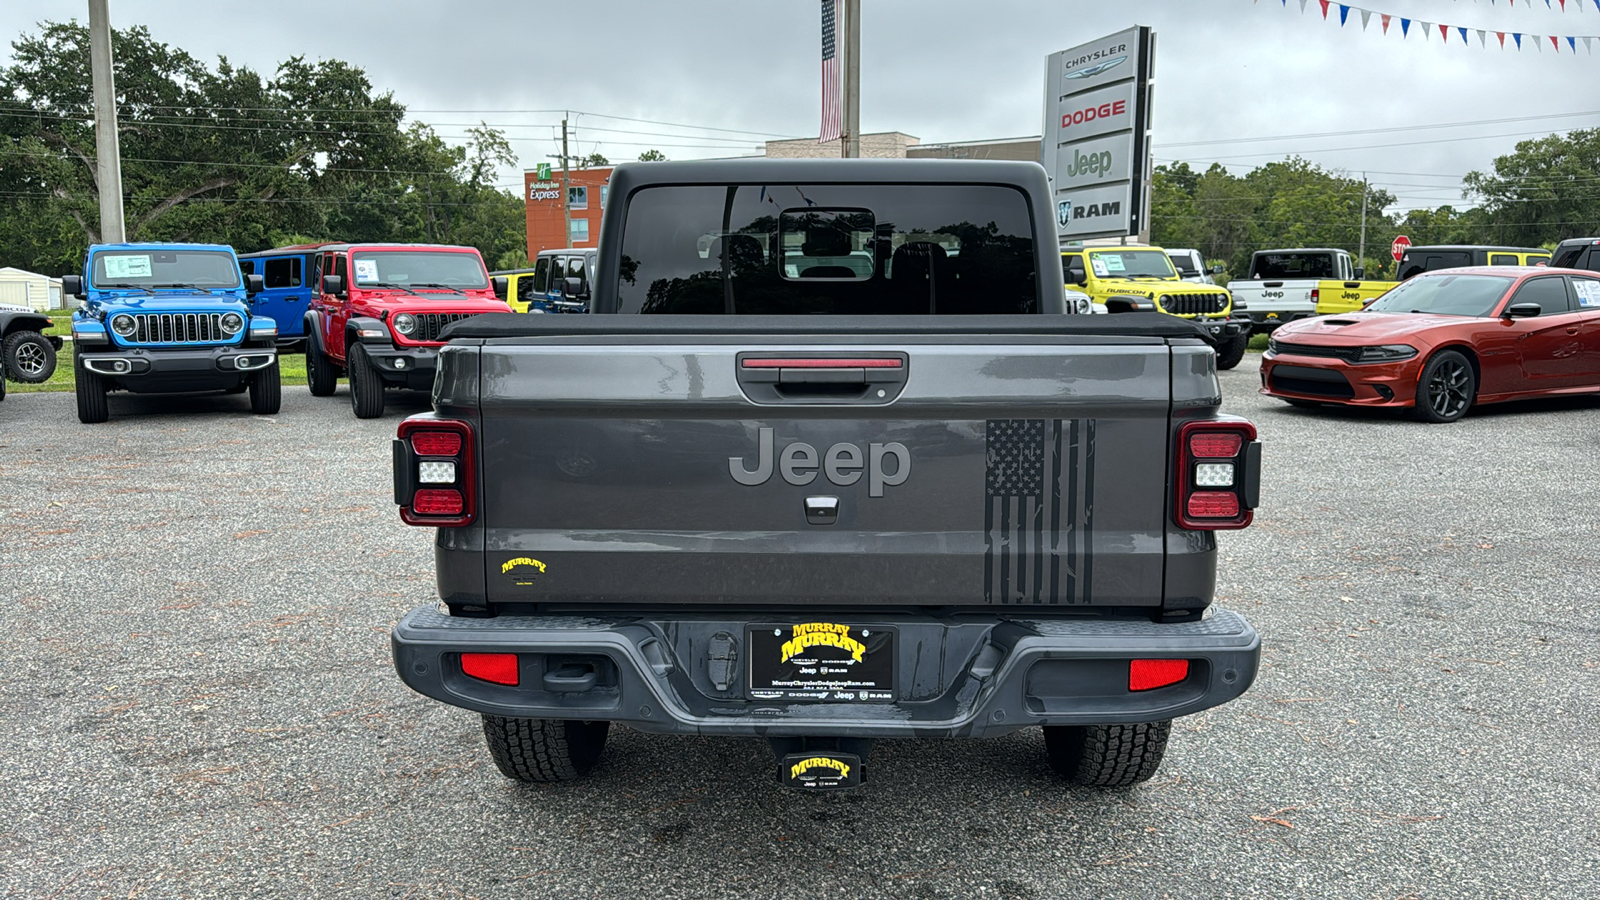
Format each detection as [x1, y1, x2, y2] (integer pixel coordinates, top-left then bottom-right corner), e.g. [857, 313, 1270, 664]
[1401, 17, 1410, 36]
[1586, 36, 1595, 52]
[1340, 5, 1351, 25]
[1513, 32, 1522, 48]
[1497, 31, 1506, 47]
[1361, 10, 1373, 29]
[1320, 0, 1332, 19]
[1299, 0, 1309, 11]
[1459, 27, 1469, 44]
[1477, 29, 1487, 47]
[1569, 35, 1578, 51]
[1439, 23, 1449, 42]
[1382, 13, 1391, 33]
[1421, 20, 1432, 41]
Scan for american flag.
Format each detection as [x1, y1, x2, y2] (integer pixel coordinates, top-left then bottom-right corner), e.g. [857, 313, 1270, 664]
[820, 0, 842, 144]
[983, 419, 1097, 604]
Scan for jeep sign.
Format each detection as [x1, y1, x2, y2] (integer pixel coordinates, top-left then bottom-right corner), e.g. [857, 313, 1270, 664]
[1043, 25, 1154, 243]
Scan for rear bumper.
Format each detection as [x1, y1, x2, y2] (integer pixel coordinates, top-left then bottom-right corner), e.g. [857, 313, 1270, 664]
[391, 606, 1260, 738]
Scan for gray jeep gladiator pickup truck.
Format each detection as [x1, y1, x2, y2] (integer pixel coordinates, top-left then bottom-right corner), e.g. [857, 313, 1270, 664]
[390, 159, 1262, 790]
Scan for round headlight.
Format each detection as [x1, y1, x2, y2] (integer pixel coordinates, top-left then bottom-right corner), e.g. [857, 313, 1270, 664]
[110, 314, 136, 337]
[220, 313, 244, 335]
[393, 313, 417, 335]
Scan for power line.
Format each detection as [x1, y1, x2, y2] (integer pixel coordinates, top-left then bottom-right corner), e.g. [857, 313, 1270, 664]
[1153, 109, 1600, 149]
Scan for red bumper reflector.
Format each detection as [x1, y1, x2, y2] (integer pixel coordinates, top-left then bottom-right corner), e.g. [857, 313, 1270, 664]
[1186, 491, 1240, 518]
[1189, 432, 1242, 458]
[1129, 658, 1190, 692]
[461, 652, 519, 686]
[411, 431, 462, 456]
[412, 489, 464, 516]
[741, 358, 903, 369]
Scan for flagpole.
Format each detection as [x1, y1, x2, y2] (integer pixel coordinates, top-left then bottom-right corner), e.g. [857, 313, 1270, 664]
[842, 0, 860, 158]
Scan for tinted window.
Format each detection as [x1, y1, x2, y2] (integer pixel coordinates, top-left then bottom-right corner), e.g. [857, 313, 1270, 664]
[1550, 245, 1586, 269]
[1571, 276, 1600, 310]
[1488, 254, 1517, 266]
[616, 184, 1037, 315]
[1366, 273, 1513, 318]
[1399, 251, 1472, 280]
[566, 256, 587, 292]
[333, 254, 347, 284]
[1510, 277, 1573, 316]
[533, 256, 550, 292]
[264, 257, 301, 289]
[1251, 253, 1336, 279]
[1168, 254, 1198, 276]
[1582, 247, 1600, 273]
[239, 260, 256, 275]
[349, 251, 487, 289]
[516, 274, 538, 303]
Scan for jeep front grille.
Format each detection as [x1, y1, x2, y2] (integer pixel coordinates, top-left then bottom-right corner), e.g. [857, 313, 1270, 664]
[129, 313, 228, 344]
[413, 312, 484, 343]
[1158, 293, 1229, 316]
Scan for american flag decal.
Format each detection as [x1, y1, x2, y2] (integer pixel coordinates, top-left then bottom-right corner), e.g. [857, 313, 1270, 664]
[983, 419, 1096, 604]
[820, 0, 842, 144]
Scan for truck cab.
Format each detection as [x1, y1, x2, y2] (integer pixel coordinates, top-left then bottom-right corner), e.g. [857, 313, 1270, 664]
[292, 242, 513, 418]
[62, 242, 280, 423]
[1061, 245, 1252, 368]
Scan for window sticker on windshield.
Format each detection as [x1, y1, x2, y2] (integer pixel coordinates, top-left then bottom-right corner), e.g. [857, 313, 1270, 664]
[1575, 280, 1600, 307]
[354, 259, 379, 282]
[1102, 255, 1126, 273]
[1090, 257, 1109, 277]
[104, 255, 152, 279]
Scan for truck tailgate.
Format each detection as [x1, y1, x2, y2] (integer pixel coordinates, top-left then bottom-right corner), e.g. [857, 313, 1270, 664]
[463, 332, 1184, 609]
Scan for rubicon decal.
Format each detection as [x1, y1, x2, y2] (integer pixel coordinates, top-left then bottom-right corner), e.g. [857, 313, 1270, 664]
[729, 427, 909, 497]
[781, 623, 866, 664]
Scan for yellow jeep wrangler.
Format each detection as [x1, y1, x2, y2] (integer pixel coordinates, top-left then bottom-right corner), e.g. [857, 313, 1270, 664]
[1062, 246, 1253, 369]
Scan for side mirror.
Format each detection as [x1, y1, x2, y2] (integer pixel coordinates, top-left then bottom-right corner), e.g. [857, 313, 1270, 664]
[244, 273, 264, 296]
[1353, 267, 1365, 280]
[491, 276, 508, 299]
[1208, 264, 1225, 275]
[564, 276, 587, 298]
[1065, 266, 1087, 286]
[321, 274, 344, 296]
[62, 275, 83, 298]
[1504, 302, 1542, 319]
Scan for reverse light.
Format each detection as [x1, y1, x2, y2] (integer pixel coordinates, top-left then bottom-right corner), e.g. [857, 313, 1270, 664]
[1129, 659, 1190, 692]
[417, 461, 456, 484]
[461, 652, 519, 686]
[1193, 463, 1235, 488]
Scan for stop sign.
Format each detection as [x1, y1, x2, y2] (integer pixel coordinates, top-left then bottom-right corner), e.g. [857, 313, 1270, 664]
[1391, 235, 1411, 262]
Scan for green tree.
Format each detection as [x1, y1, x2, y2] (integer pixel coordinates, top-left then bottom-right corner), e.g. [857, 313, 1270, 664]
[1464, 129, 1600, 246]
[637, 149, 667, 162]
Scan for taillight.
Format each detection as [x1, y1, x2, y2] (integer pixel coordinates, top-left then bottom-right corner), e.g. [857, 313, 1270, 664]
[461, 652, 519, 686]
[1310, 287, 1320, 305]
[1129, 659, 1189, 692]
[395, 417, 475, 527]
[1175, 419, 1259, 530]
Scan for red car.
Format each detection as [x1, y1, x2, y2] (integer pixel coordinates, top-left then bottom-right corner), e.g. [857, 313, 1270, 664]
[1260, 266, 1600, 423]
[294, 242, 512, 418]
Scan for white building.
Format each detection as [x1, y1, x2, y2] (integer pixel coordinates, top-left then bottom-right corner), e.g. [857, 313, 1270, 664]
[0, 267, 63, 311]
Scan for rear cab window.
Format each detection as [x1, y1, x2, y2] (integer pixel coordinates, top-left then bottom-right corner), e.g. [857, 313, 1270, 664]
[1250, 253, 1335, 280]
[615, 183, 1038, 314]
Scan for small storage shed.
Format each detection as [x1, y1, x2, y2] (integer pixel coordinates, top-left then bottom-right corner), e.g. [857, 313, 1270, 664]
[0, 267, 62, 311]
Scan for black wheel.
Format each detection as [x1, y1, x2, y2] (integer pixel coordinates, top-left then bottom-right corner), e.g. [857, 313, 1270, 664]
[3, 331, 57, 383]
[1215, 333, 1249, 370]
[347, 344, 384, 419]
[74, 356, 108, 424]
[249, 361, 281, 414]
[307, 338, 339, 397]
[482, 715, 610, 782]
[1043, 720, 1171, 787]
[1284, 398, 1322, 409]
[1411, 349, 1474, 423]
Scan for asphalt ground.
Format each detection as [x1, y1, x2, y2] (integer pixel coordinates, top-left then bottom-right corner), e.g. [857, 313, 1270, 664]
[1, 358, 1597, 899]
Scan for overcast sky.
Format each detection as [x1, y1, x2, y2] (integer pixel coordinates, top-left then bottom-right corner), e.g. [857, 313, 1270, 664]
[4, 0, 1598, 214]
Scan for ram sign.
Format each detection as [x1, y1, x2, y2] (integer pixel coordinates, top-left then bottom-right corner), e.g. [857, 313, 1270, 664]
[1043, 26, 1154, 242]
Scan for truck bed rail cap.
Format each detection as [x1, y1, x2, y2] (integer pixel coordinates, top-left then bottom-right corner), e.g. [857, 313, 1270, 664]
[439, 313, 1214, 342]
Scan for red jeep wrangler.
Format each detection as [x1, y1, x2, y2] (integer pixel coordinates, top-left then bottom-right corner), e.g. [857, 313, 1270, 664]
[295, 243, 512, 418]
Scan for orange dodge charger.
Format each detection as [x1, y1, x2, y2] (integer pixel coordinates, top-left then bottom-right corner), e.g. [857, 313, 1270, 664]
[1260, 266, 1600, 423]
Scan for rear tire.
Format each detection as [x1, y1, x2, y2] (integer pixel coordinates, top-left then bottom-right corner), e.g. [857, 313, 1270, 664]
[3, 331, 57, 384]
[249, 361, 281, 414]
[1043, 720, 1171, 787]
[482, 715, 610, 783]
[347, 344, 384, 419]
[1215, 333, 1249, 370]
[1410, 349, 1474, 423]
[307, 338, 338, 397]
[74, 357, 108, 424]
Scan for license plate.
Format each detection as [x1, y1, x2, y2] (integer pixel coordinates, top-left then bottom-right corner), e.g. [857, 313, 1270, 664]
[747, 623, 894, 702]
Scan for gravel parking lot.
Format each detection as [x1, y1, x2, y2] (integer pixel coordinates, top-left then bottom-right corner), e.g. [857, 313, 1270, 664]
[2, 358, 1597, 899]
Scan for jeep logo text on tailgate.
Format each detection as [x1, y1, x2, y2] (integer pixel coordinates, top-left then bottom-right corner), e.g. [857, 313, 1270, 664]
[730, 427, 910, 497]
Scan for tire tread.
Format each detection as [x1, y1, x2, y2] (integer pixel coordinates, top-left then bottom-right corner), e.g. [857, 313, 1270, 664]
[482, 715, 609, 783]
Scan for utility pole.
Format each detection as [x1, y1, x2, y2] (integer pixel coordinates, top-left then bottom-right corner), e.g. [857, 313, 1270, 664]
[1358, 174, 1368, 276]
[561, 117, 573, 248]
[841, 0, 860, 158]
[88, 0, 126, 243]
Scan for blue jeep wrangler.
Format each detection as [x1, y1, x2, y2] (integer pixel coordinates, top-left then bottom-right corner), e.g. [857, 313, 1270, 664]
[63, 243, 281, 424]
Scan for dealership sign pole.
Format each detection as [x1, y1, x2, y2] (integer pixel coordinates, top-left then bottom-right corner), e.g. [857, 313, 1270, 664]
[1042, 26, 1154, 245]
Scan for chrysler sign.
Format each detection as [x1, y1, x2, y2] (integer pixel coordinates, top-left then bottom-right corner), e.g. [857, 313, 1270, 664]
[1043, 26, 1154, 242]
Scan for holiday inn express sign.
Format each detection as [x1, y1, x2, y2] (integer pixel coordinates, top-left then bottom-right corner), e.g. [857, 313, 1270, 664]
[1043, 26, 1154, 242]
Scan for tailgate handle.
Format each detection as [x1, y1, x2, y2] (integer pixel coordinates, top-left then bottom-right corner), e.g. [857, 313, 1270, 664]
[737, 354, 908, 405]
[1262, 281, 1284, 288]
